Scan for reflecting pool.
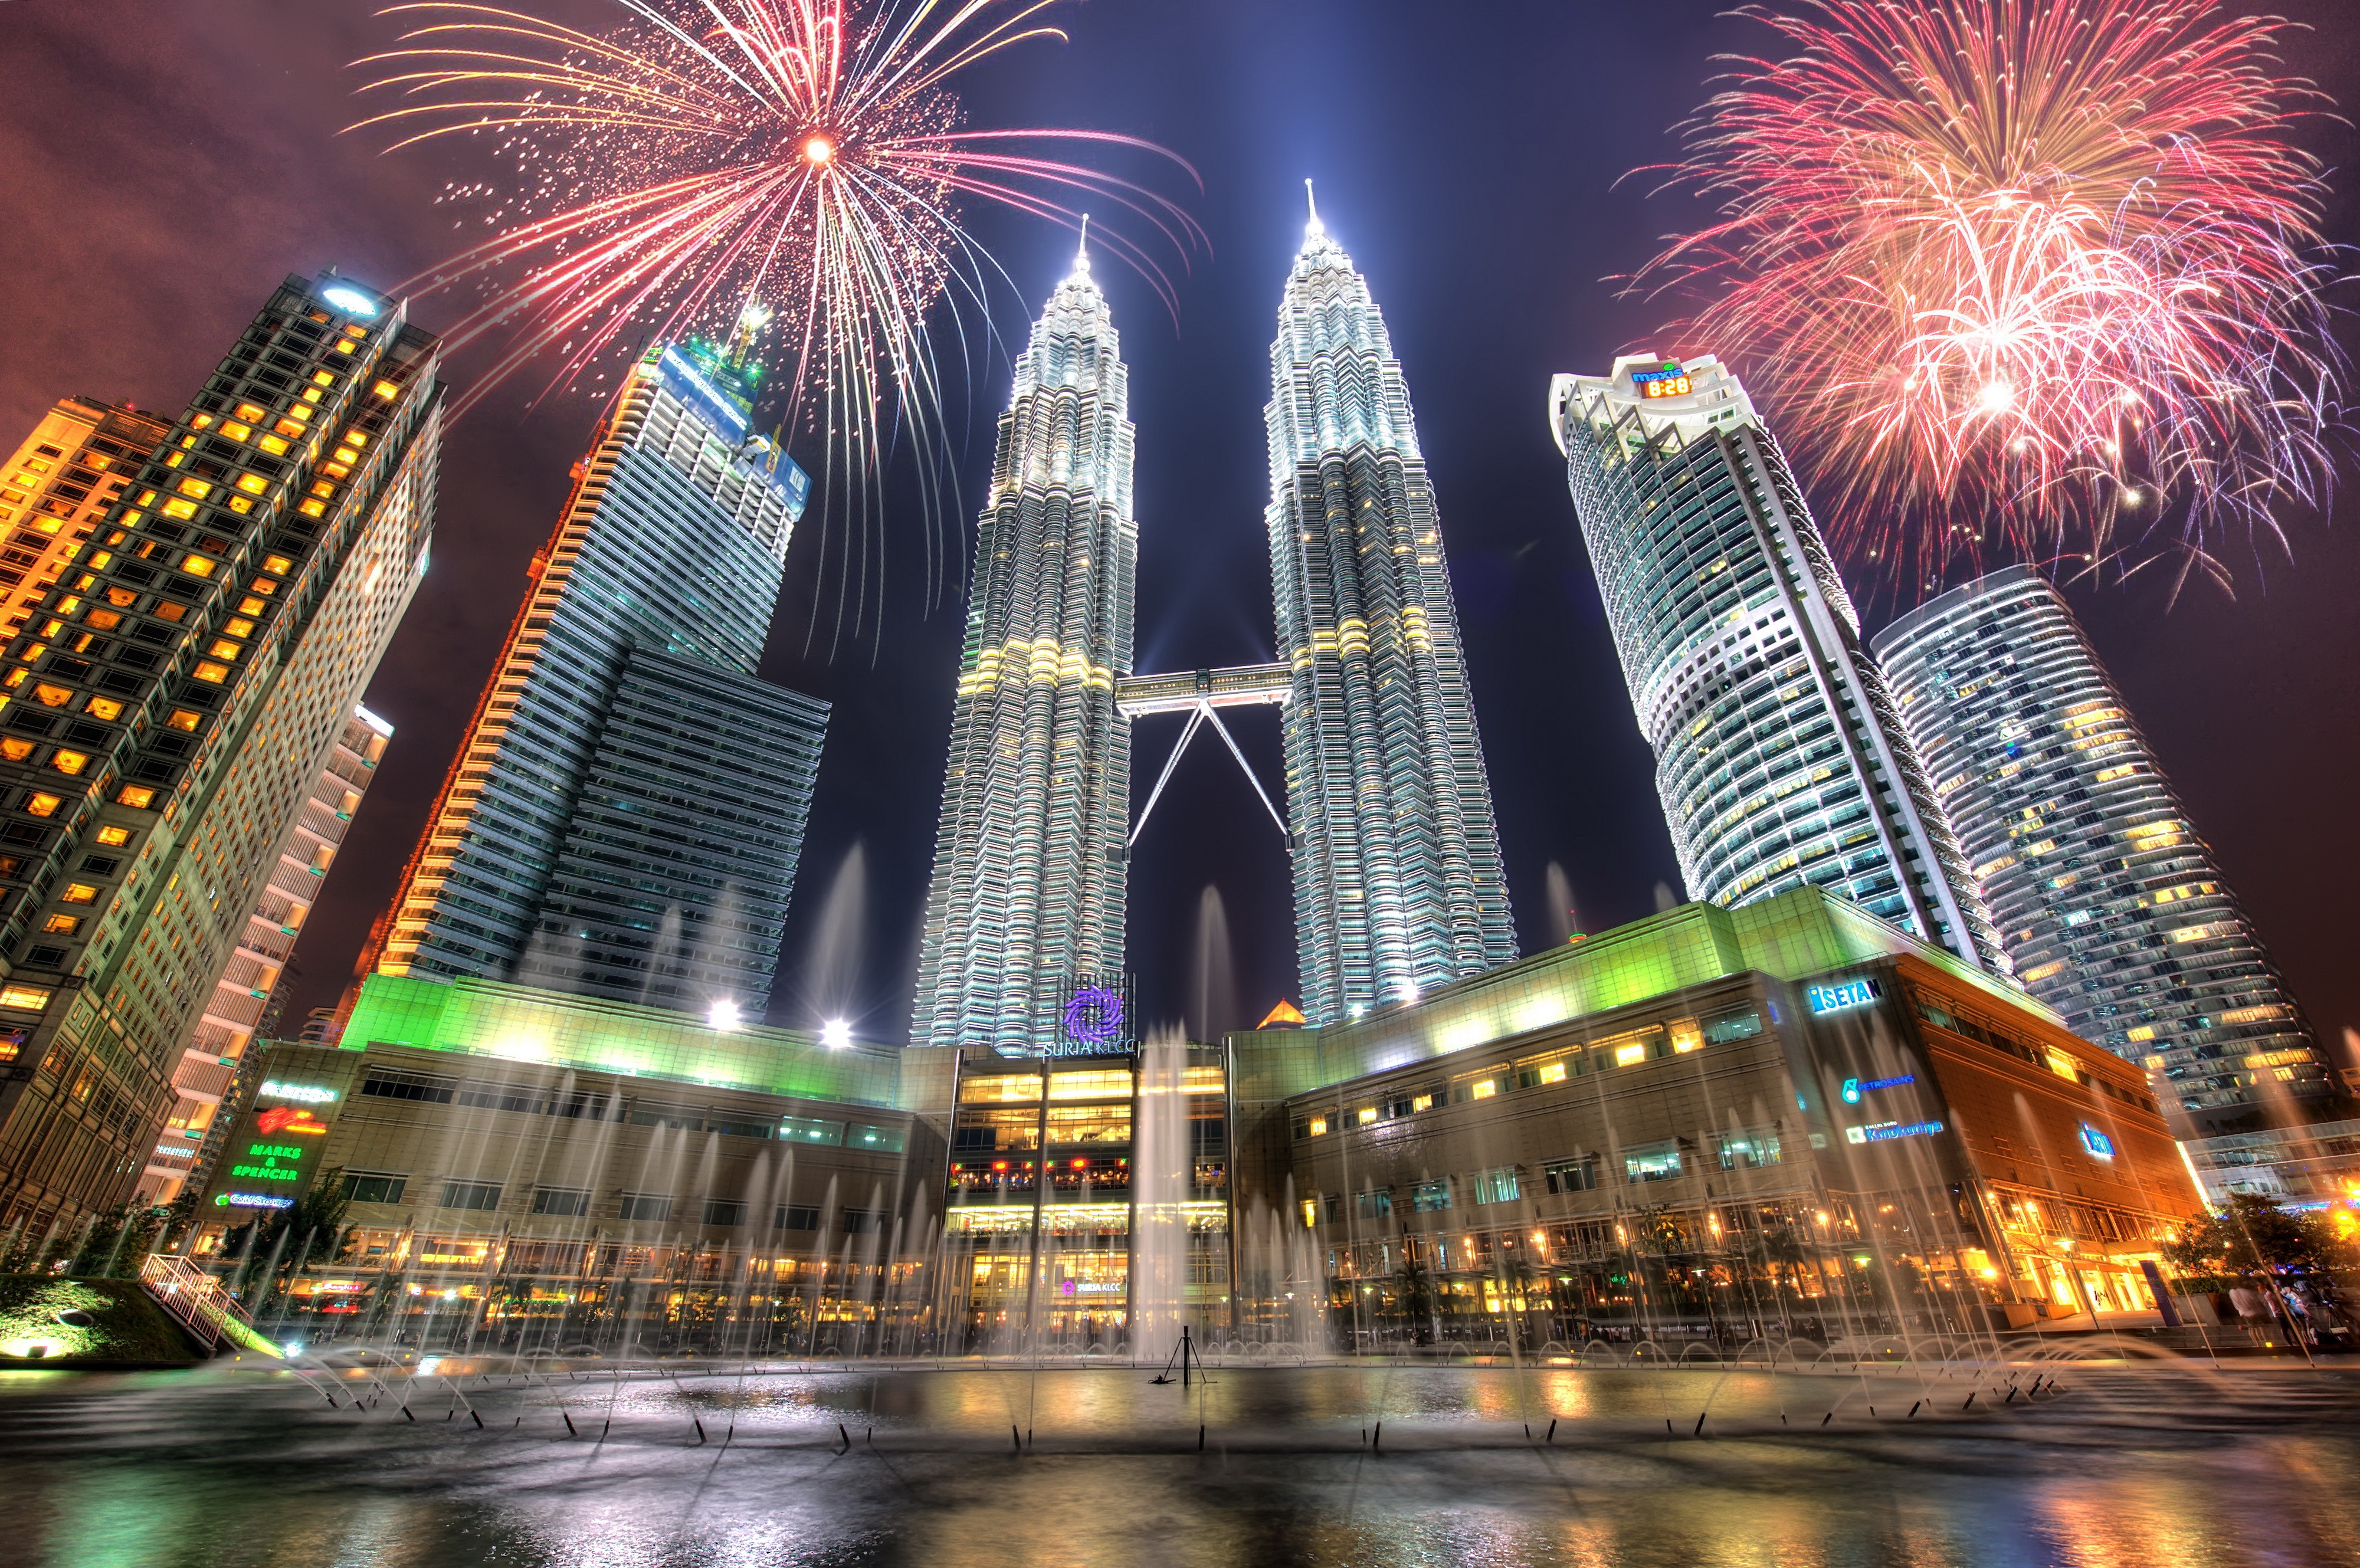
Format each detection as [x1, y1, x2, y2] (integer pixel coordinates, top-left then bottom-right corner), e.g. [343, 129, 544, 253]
[0, 1360, 2353, 1567]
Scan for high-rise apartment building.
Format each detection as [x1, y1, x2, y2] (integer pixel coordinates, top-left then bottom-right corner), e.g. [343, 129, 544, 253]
[0, 399, 173, 641]
[372, 340, 823, 1017]
[0, 271, 443, 1233]
[1873, 566, 2347, 1182]
[138, 703, 392, 1202]
[912, 243, 1135, 1052]
[1548, 354, 1999, 968]
[1266, 207, 1515, 1023]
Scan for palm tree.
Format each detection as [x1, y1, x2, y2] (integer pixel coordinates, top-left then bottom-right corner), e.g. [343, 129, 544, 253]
[1394, 1244, 1437, 1347]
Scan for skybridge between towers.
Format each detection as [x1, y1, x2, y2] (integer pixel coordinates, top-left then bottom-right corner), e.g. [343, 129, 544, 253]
[1115, 661, 1292, 846]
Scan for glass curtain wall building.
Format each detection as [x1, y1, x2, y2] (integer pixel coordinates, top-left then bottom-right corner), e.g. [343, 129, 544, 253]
[912, 244, 1135, 1052]
[0, 271, 442, 1232]
[1548, 354, 2000, 969]
[1873, 567, 2348, 1186]
[1265, 206, 1516, 1024]
[372, 341, 824, 1017]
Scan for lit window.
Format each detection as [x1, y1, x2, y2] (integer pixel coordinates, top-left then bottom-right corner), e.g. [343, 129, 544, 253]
[372, 380, 399, 399]
[176, 478, 209, 499]
[116, 786, 155, 808]
[237, 596, 266, 615]
[3, 740, 35, 763]
[94, 825, 130, 847]
[190, 414, 214, 429]
[208, 639, 241, 661]
[166, 709, 200, 732]
[312, 370, 336, 386]
[153, 601, 188, 622]
[192, 661, 230, 683]
[41, 914, 77, 935]
[320, 462, 350, 482]
[60, 883, 97, 904]
[83, 697, 121, 720]
[0, 984, 52, 1011]
[23, 789, 60, 815]
[225, 618, 254, 638]
[181, 555, 216, 578]
[83, 611, 119, 632]
[222, 421, 253, 442]
[297, 498, 326, 518]
[258, 435, 289, 456]
[30, 684, 71, 708]
[160, 498, 198, 520]
[263, 555, 293, 574]
[1614, 1042, 1649, 1067]
[235, 402, 267, 422]
[235, 474, 267, 496]
[248, 578, 278, 596]
[50, 750, 88, 776]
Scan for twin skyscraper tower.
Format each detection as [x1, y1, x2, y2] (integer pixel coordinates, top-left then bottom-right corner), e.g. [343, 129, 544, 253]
[912, 202, 1517, 1052]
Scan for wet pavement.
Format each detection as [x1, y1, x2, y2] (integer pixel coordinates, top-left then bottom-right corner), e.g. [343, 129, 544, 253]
[0, 1359, 2354, 1566]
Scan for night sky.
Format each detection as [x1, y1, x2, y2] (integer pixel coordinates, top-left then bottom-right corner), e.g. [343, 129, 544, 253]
[2, 2, 2356, 1063]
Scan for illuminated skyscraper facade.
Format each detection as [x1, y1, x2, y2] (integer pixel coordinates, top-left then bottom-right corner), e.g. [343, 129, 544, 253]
[1873, 566, 2339, 1139]
[912, 246, 1135, 1052]
[1549, 355, 2000, 968]
[0, 272, 442, 1232]
[140, 703, 393, 1202]
[374, 342, 823, 1017]
[1266, 211, 1516, 1025]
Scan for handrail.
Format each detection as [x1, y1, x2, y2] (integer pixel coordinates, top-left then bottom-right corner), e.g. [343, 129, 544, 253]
[139, 1254, 253, 1355]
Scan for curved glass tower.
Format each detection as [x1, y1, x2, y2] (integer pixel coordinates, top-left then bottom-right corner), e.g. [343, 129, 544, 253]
[1266, 207, 1516, 1024]
[1873, 566, 2336, 1128]
[912, 244, 1136, 1052]
[1548, 354, 2000, 968]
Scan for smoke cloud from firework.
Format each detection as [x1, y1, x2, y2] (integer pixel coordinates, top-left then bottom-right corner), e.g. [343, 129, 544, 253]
[352, 0, 1201, 645]
[1634, 0, 2345, 597]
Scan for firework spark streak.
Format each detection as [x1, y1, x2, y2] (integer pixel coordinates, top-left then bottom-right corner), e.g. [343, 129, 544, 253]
[352, 0, 1201, 645]
[1634, 0, 2343, 595]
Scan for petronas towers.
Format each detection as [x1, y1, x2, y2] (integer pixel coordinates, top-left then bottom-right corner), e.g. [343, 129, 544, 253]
[912, 245, 1136, 1054]
[914, 206, 1514, 1050]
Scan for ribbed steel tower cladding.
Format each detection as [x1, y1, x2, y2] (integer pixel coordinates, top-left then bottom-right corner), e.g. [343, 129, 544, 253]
[1549, 356, 2001, 969]
[1267, 217, 1516, 1024]
[1873, 567, 2336, 1129]
[913, 251, 1136, 1052]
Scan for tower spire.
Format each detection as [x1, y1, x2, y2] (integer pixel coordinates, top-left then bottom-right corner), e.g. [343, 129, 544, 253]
[1074, 212, 1092, 277]
[1304, 178, 1322, 236]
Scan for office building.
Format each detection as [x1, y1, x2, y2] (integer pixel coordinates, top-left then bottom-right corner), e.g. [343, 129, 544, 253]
[137, 703, 392, 1203]
[1266, 203, 1516, 1022]
[912, 241, 1136, 1052]
[371, 339, 824, 1016]
[1548, 354, 2000, 968]
[1874, 565, 2354, 1198]
[0, 271, 442, 1234]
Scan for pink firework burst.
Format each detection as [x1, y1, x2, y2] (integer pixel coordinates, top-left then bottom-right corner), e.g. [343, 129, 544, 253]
[353, 0, 1202, 638]
[1634, 0, 2345, 596]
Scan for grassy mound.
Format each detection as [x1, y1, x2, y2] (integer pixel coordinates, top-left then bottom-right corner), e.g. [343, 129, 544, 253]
[0, 1275, 204, 1365]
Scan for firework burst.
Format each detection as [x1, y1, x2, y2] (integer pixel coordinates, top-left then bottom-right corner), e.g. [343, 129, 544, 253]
[1635, 0, 2343, 595]
[353, 0, 1202, 641]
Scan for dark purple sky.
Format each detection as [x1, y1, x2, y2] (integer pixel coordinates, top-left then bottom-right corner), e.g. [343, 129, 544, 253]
[2, 1, 2355, 1063]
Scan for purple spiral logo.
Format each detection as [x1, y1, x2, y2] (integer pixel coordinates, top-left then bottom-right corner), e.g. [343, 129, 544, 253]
[1063, 985, 1123, 1045]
